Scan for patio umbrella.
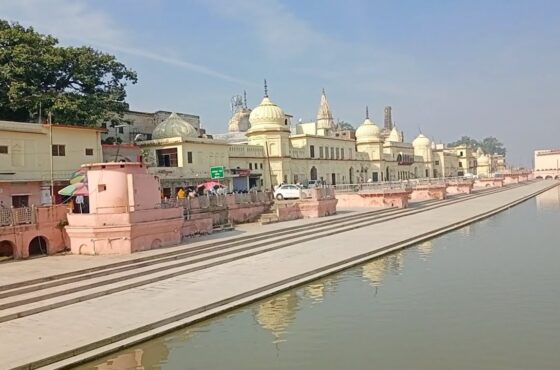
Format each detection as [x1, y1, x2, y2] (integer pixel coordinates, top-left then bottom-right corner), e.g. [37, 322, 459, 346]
[69, 174, 86, 184]
[197, 181, 223, 191]
[58, 182, 87, 196]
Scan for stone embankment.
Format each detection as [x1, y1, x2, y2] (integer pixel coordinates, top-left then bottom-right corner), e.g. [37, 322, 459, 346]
[0, 180, 557, 370]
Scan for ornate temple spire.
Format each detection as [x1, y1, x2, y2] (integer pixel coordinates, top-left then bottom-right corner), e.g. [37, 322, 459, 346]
[366, 105, 369, 119]
[316, 89, 335, 131]
[264, 79, 268, 97]
[243, 90, 248, 108]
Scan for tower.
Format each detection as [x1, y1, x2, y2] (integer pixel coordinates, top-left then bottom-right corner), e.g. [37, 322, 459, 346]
[316, 89, 335, 135]
[384, 106, 393, 131]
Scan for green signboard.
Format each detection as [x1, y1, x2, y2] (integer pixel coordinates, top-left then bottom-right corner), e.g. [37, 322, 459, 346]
[210, 166, 225, 179]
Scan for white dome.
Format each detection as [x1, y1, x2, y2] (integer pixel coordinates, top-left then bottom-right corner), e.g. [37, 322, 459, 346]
[249, 97, 286, 129]
[228, 109, 251, 132]
[387, 127, 403, 142]
[412, 133, 431, 147]
[152, 113, 198, 140]
[356, 118, 382, 144]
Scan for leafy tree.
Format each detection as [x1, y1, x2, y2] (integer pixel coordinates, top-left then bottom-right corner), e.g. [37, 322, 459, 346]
[479, 136, 506, 156]
[448, 135, 506, 155]
[0, 20, 137, 125]
[337, 120, 354, 130]
[448, 136, 480, 148]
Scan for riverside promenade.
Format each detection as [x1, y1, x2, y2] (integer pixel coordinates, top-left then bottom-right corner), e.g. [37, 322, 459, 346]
[0, 180, 557, 370]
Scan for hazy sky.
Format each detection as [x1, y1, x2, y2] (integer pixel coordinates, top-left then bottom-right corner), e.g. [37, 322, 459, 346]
[1, 0, 559, 166]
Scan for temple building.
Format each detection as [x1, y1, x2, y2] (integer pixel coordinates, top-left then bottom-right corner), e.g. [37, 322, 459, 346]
[137, 85, 501, 195]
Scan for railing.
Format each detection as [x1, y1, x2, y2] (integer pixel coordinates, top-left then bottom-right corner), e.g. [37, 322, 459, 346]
[0, 207, 34, 227]
[333, 181, 412, 194]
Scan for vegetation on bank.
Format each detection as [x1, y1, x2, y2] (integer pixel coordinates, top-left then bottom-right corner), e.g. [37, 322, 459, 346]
[0, 20, 137, 126]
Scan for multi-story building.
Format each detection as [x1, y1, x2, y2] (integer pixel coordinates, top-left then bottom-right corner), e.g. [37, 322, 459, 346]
[102, 110, 201, 144]
[534, 149, 560, 179]
[138, 89, 470, 196]
[0, 120, 104, 207]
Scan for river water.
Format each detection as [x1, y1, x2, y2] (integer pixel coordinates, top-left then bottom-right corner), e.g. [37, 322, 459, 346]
[77, 185, 560, 370]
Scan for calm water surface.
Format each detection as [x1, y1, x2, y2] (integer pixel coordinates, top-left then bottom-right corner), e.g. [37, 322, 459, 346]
[77, 185, 560, 370]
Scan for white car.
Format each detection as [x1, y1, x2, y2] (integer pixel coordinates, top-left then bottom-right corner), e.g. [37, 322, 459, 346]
[274, 184, 302, 200]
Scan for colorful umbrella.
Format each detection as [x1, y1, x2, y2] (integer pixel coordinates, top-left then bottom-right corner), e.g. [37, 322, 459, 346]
[197, 181, 224, 191]
[69, 174, 86, 184]
[58, 182, 87, 196]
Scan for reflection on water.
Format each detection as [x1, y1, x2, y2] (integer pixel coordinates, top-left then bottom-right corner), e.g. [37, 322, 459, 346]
[536, 185, 560, 210]
[87, 336, 169, 370]
[416, 240, 434, 261]
[78, 186, 560, 370]
[253, 291, 299, 344]
[361, 258, 387, 287]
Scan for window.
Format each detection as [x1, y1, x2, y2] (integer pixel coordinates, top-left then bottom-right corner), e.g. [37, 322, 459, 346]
[249, 163, 253, 170]
[336, 148, 340, 159]
[260, 163, 263, 169]
[330, 147, 334, 159]
[52, 145, 66, 156]
[187, 151, 193, 164]
[156, 148, 178, 167]
[425, 169, 429, 177]
[118, 127, 124, 134]
[310, 145, 315, 158]
[435, 160, 440, 165]
[0, 145, 8, 154]
[459, 162, 463, 168]
[254, 162, 258, 169]
[319, 147, 324, 158]
[11, 195, 29, 208]
[460, 151, 464, 157]
[341, 149, 344, 160]
[348, 148, 352, 159]
[85, 148, 94, 156]
[325, 147, 329, 159]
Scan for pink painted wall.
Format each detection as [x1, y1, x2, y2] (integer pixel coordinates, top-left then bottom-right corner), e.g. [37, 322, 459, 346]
[410, 186, 447, 200]
[0, 205, 68, 258]
[0, 182, 42, 207]
[446, 183, 473, 194]
[336, 192, 409, 209]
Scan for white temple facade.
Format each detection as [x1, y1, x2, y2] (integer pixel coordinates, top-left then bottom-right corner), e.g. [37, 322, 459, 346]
[137, 87, 498, 195]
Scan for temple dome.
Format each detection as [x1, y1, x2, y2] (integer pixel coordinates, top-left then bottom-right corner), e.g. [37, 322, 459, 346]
[152, 113, 198, 140]
[387, 127, 403, 142]
[356, 118, 382, 144]
[228, 109, 251, 132]
[248, 96, 286, 130]
[412, 133, 431, 148]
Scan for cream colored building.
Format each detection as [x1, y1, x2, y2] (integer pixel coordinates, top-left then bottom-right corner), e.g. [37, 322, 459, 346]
[534, 149, 560, 179]
[138, 89, 486, 196]
[0, 120, 104, 206]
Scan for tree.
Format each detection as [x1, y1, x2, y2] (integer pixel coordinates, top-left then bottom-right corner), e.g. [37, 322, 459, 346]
[448, 135, 506, 155]
[337, 120, 354, 130]
[0, 20, 137, 125]
[448, 136, 480, 148]
[479, 136, 506, 156]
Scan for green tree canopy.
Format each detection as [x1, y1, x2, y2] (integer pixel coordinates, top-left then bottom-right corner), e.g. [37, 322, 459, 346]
[448, 135, 506, 155]
[0, 20, 137, 125]
[337, 120, 354, 130]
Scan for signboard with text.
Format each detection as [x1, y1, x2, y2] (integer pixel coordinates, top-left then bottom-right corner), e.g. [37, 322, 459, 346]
[210, 166, 225, 179]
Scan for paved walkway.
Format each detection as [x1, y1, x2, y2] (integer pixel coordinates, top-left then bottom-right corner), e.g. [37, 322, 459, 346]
[0, 181, 556, 369]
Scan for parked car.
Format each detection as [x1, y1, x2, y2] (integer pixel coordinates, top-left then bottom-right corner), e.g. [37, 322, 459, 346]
[274, 184, 302, 200]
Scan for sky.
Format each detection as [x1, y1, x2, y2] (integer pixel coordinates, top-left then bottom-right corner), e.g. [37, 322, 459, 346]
[1, 0, 559, 166]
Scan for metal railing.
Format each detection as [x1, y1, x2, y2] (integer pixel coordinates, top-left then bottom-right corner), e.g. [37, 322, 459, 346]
[0, 207, 34, 227]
